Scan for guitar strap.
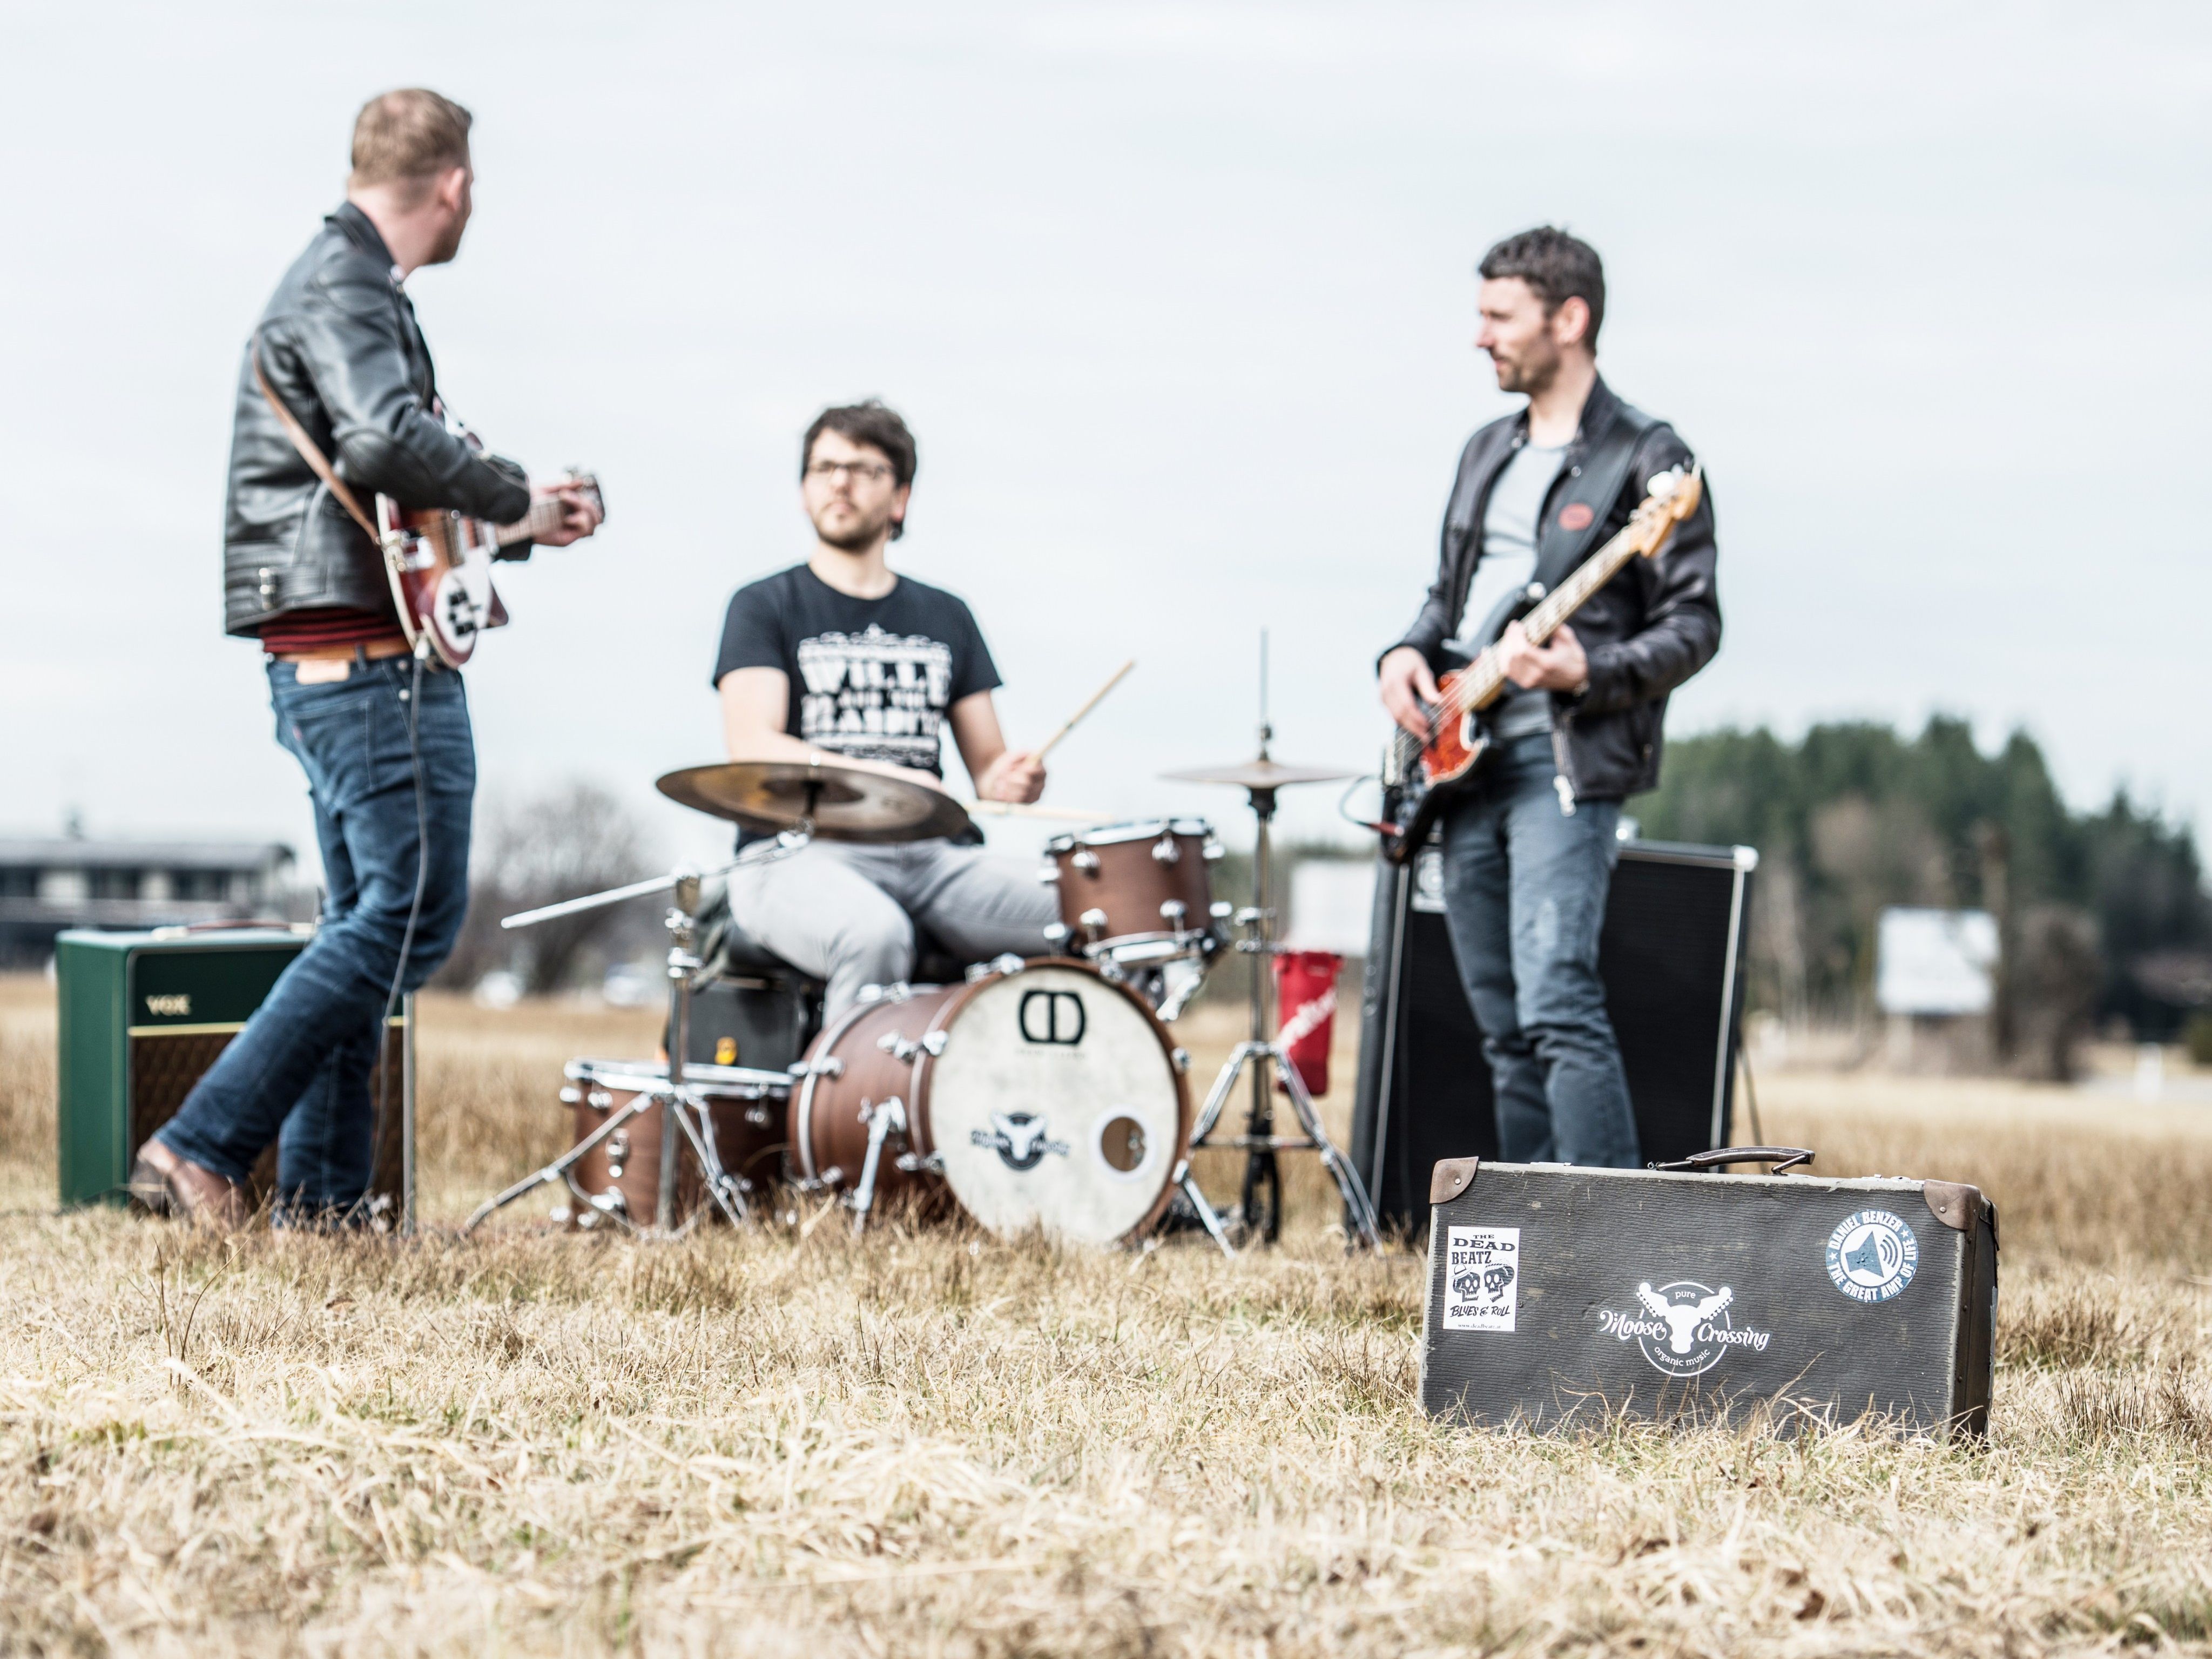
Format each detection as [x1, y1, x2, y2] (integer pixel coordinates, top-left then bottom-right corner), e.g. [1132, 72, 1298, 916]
[251, 339, 385, 547]
[1532, 402, 1657, 594]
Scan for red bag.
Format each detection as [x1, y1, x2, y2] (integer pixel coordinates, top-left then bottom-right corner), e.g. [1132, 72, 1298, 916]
[1272, 949, 1343, 1097]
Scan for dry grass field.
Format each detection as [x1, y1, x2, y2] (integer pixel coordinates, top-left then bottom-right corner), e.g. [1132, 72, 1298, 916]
[4, 972, 2211, 1656]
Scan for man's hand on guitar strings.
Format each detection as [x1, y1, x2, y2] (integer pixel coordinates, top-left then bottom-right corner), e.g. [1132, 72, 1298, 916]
[534, 480, 603, 547]
[1495, 620, 1590, 694]
[1378, 645, 1441, 739]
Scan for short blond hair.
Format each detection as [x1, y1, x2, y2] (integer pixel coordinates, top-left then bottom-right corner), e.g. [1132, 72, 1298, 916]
[349, 89, 473, 195]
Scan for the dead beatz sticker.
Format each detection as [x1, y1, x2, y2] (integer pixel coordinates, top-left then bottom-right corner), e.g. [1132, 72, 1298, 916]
[1596, 1280, 1773, 1378]
[1441, 1226, 1519, 1332]
[1825, 1209, 1919, 1304]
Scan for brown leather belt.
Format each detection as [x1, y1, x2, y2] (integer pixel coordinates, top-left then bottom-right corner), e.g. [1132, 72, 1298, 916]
[270, 637, 413, 665]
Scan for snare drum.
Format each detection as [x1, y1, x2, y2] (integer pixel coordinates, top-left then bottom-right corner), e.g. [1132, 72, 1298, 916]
[1043, 818, 1224, 962]
[789, 959, 1190, 1245]
[559, 1059, 791, 1228]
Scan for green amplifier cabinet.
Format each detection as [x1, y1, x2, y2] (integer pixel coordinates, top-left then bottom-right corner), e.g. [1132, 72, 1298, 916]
[56, 927, 409, 1214]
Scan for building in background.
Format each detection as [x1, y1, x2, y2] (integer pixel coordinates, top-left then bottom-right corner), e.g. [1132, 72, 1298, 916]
[1876, 906, 1999, 1071]
[0, 835, 296, 967]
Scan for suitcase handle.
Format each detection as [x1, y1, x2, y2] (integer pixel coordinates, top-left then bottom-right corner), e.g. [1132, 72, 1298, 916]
[1650, 1145, 1814, 1174]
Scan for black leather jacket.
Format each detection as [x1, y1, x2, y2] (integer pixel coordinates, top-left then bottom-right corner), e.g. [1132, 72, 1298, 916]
[1386, 375, 1721, 802]
[222, 203, 534, 637]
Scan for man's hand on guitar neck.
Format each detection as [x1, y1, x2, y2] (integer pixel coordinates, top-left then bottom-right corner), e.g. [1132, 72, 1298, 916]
[1494, 621, 1589, 696]
[1379, 646, 1443, 739]
[532, 480, 603, 547]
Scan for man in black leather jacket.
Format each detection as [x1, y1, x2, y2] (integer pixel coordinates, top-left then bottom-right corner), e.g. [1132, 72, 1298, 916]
[135, 90, 600, 1225]
[1377, 227, 1719, 1169]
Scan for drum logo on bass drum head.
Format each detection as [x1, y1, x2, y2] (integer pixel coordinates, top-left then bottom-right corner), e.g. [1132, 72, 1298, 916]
[1018, 990, 1087, 1045]
[971, 1111, 1071, 1172]
[1825, 1210, 1919, 1304]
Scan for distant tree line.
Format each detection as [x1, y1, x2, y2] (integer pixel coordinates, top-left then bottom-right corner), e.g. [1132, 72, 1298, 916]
[1634, 718, 2212, 1056]
[436, 781, 660, 995]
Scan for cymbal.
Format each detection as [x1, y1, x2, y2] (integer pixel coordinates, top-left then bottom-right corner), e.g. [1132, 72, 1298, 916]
[1159, 757, 1358, 791]
[657, 760, 974, 844]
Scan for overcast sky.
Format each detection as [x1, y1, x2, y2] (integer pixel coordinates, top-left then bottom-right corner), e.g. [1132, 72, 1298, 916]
[5, 2, 2207, 879]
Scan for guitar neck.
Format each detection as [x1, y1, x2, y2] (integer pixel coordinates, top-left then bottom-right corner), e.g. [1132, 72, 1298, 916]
[1455, 524, 1642, 712]
[494, 496, 567, 548]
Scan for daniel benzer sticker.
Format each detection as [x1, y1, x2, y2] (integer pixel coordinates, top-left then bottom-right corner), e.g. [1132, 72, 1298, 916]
[1442, 1226, 1520, 1332]
[1825, 1209, 1920, 1303]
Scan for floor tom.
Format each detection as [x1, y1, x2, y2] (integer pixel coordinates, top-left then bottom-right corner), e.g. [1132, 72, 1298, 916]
[559, 1058, 790, 1229]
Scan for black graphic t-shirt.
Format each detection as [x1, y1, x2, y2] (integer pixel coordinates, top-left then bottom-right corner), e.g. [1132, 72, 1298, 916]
[712, 565, 1000, 778]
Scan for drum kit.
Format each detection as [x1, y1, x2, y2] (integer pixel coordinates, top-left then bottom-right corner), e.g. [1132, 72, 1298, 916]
[466, 675, 1383, 1253]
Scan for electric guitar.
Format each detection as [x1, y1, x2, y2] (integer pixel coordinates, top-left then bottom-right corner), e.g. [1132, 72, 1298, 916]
[1380, 464, 1703, 865]
[376, 469, 604, 668]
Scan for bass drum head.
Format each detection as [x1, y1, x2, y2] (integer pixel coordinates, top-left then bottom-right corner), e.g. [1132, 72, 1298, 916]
[925, 963, 1183, 1246]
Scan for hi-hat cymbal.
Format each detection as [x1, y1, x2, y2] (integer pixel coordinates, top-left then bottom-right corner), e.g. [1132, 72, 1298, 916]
[657, 760, 974, 844]
[1160, 757, 1357, 791]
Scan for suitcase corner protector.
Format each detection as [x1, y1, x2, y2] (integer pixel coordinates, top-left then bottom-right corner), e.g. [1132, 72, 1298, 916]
[1921, 1179, 1985, 1233]
[1429, 1156, 1481, 1205]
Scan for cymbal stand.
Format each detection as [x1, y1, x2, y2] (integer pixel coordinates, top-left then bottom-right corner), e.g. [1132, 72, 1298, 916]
[463, 830, 809, 1236]
[1186, 648, 1382, 1250]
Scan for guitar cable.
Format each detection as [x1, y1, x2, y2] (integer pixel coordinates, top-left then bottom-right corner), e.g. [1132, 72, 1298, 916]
[362, 648, 430, 1227]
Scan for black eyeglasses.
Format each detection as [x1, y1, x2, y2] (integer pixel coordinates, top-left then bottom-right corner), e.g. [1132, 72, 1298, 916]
[806, 460, 894, 483]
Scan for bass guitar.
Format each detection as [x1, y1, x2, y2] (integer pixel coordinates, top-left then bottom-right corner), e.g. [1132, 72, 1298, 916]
[1381, 464, 1702, 865]
[377, 468, 603, 668]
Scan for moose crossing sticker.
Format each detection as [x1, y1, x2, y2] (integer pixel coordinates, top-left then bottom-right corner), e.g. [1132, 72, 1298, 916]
[1597, 1280, 1773, 1378]
[1441, 1226, 1520, 1332]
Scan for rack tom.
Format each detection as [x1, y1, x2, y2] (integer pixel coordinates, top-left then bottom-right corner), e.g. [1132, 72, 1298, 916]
[789, 960, 1190, 1245]
[559, 1059, 790, 1228]
[1043, 818, 1223, 963]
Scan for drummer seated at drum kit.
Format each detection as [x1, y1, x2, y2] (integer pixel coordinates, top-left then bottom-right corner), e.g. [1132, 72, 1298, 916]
[707, 401, 1061, 1018]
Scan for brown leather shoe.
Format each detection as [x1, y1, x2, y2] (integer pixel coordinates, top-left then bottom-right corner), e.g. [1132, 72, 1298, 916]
[130, 1144, 249, 1230]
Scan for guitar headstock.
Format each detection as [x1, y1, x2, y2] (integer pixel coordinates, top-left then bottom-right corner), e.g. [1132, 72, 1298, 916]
[548, 468, 606, 521]
[1624, 463, 1702, 559]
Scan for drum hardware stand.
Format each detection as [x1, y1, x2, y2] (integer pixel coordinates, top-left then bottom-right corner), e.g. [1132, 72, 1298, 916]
[1183, 638, 1384, 1251]
[846, 1095, 909, 1234]
[462, 832, 808, 1237]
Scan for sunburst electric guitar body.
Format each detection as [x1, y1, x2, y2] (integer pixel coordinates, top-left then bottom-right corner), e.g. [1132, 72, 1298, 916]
[1382, 465, 1703, 865]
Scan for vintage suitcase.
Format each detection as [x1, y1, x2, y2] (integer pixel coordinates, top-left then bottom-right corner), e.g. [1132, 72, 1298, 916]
[1420, 1149, 1998, 1438]
[55, 926, 409, 1216]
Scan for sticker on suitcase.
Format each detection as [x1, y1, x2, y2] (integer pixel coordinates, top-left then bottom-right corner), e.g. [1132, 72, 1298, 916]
[1825, 1210, 1920, 1304]
[1441, 1226, 1520, 1331]
[1597, 1280, 1772, 1377]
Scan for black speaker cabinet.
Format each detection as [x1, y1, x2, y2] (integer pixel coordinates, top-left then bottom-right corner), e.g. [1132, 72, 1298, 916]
[1351, 838, 1756, 1235]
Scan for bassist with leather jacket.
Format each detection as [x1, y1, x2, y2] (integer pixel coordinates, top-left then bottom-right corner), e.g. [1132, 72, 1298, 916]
[133, 90, 602, 1227]
[1377, 227, 1720, 1169]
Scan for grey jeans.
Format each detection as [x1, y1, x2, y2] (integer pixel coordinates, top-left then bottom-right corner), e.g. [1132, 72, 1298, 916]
[1439, 732, 1640, 1168]
[723, 837, 1059, 1017]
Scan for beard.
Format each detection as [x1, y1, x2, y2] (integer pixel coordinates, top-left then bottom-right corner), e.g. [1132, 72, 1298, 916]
[814, 505, 898, 551]
[1492, 342, 1559, 396]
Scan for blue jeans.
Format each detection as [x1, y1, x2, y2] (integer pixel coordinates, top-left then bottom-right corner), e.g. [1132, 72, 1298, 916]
[156, 656, 475, 1213]
[1439, 732, 1639, 1168]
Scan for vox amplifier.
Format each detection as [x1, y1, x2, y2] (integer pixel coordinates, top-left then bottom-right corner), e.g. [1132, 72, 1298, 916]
[55, 927, 409, 1215]
[1352, 838, 1756, 1233]
[1421, 1153, 1999, 1438]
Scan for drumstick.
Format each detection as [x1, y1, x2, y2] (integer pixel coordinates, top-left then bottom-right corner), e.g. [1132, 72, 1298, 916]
[1033, 659, 1134, 760]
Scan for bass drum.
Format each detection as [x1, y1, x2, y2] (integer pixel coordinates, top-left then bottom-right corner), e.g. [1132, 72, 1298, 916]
[790, 959, 1189, 1245]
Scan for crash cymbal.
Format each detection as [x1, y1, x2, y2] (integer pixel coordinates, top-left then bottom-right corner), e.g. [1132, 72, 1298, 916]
[657, 760, 974, 844]
[1159, 757, 1357, 791]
